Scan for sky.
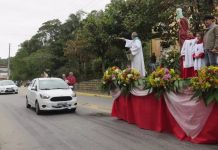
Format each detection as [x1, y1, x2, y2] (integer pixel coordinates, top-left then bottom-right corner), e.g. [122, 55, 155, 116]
[0, 0, 111, 59]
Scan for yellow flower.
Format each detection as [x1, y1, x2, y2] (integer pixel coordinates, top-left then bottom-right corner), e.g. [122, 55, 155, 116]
[170, 69, 175, 74]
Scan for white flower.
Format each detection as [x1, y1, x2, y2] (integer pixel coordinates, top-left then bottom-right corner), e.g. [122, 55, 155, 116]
[154, 78, 160, 82]
[170, 59, 174, 62]
[127, 74, 133, 78]
[115, 69, 120, 73]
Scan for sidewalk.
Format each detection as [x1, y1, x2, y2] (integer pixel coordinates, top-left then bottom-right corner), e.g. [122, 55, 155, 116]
[77, 91, 111, 98]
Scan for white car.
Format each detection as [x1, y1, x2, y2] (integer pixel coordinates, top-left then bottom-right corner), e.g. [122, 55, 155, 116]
[26, 78, 77, 115]
[0, 80, 18, 94]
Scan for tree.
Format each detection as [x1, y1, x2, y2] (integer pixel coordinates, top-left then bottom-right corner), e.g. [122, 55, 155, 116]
[37, 19, 62, 46]
[78, 10, 114, 73]
[11, 0, 218, 81]
[182, 0, 218, 32]
[10, 48, 54, 80]
[0, 58, 7, 66]
[10, 47, 29, 80]
[50, 13, 83, 75]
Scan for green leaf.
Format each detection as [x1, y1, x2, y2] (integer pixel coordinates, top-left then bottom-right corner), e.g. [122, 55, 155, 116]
[138, 79, 143, 85]
[205, 94, 215, 106]
[174, 80, 179, 88]
[134, 81, 139, 87]
[190, 90, 201, 100]
[214, 92, 218, 102]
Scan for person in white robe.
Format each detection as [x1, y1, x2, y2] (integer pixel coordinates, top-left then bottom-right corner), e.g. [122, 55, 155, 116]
[180, 37, 197, 78]
[192, 33, 205, 70]
[118, 32, 146, 77]
[181, 38, 197, 68]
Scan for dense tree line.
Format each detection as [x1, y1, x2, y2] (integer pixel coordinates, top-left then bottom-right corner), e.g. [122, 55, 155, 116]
[10, 0, 217, 81]
[0, 59, 7, 66]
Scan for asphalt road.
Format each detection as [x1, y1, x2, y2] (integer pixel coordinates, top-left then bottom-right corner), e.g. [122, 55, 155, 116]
[0, 90, 217, 150]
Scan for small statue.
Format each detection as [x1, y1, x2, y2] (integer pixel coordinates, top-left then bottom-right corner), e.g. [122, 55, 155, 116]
[176, 8, 190, 48]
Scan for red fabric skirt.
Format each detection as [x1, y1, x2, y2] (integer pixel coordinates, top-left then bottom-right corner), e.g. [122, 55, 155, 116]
[180, 57, 196, 78]
[181, 67, 196, 79]
[111, 94, 218, 144]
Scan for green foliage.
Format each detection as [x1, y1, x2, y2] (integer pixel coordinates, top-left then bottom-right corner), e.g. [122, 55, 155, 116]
[191, 88, 218, 106]
[146, 67, 180, 99]
[0, 58, 7, 66]
[10, 0, 217, 81]
[190, 66, 218, 105]
[160, 48, 181, 74]
[10, 49, 54, 80]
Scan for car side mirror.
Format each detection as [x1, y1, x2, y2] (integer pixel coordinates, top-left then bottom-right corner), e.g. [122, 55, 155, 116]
[31, 86, 37, 91]
[69, 86, 74, 90]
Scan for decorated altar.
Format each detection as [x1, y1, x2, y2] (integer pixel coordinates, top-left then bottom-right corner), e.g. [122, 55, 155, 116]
[102, 66, 218, 144]
[111, 89, 218, 144]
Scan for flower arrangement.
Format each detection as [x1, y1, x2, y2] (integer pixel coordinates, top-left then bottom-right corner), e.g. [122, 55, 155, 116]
[102, 66, 122, 91]
[147, 67, 180, 98]
[118, 67, 142, 94]
[160, 47, 180, 74]
[190, 66, 218, 105]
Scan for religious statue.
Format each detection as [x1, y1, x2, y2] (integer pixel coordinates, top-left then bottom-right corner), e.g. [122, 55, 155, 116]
[176, 8, 190, 48]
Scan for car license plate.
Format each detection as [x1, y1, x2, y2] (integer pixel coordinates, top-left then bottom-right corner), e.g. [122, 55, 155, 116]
[57, 102, 67, 107]
[7, 88, 13, 91]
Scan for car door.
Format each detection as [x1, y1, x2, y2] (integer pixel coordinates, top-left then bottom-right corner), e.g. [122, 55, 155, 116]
[27, 80, 34, 102]
[28, 79, 38, 106]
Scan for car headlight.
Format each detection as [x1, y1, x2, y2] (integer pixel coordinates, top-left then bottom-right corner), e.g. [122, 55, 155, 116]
[40, 94, 50, 99]
[72, 92, 76, 97]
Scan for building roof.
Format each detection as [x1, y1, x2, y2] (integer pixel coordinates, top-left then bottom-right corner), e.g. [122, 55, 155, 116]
[0, 65, 7, 68]
[0, 68, 8, 72]
[0, 70, 7, 73]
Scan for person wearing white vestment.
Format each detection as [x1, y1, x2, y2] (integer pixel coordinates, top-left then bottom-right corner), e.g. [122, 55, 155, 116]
[181, 38, 196, 68]
[192, 33, 205, 71]
[119, 32, 146, 77]
[180, 37, 196, 78]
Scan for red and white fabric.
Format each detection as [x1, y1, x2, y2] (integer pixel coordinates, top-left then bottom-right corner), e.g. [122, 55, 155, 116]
[164, 91, 214, 138]
[111, 88, 218, 144]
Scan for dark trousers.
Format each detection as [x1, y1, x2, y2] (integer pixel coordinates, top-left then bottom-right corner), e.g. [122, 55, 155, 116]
[205, 50, 218, 66]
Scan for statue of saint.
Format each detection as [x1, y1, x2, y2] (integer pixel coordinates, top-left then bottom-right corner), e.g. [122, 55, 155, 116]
[176, 8, 190, 48]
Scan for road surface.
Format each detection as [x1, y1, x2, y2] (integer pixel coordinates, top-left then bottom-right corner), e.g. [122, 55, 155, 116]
[0, 89, 217, 150]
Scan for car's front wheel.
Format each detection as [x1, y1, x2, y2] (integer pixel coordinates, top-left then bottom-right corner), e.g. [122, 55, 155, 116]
[35, 101, 42, 115]
[26, 97, 31, 108]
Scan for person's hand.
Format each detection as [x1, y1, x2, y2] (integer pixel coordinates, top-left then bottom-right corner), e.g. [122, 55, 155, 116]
[180, 55, 184, 60]
[211, 48, 218, 53]
[116, 37, 125, 40]
[176, 19, 180, 23]
[181, 55, 185, 60]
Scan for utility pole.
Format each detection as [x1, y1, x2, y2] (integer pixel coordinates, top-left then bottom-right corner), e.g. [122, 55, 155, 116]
[8, 43, 10, 79]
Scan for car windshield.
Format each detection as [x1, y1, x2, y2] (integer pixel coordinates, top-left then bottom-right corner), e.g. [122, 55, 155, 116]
[0, 80, 15, 86]
[39, 79, 69, 90]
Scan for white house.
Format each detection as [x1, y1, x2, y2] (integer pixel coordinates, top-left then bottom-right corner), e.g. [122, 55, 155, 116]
[0, 66, 8, 80]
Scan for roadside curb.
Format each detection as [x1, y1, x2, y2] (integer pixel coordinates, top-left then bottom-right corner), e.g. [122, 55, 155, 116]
[76, 91, 111, 99]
